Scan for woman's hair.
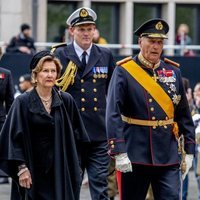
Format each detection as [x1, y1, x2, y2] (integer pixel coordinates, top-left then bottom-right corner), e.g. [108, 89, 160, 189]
[31, 55, 62, 85]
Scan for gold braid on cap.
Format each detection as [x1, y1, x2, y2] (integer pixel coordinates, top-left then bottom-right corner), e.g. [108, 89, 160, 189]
[55, 61, 78, 91]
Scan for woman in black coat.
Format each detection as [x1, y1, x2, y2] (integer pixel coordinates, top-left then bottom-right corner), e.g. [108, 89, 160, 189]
[0, 51, 89, 199]
[0, 67, 14, 183]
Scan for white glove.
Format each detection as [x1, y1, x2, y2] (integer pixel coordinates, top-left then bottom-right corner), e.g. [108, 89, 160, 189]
[115, 153, 132, 173]
[192, 114, 200, 126]
[182, 154, 194, 180]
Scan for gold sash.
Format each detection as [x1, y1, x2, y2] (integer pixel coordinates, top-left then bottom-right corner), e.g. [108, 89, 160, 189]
[121, 60, 174, 119]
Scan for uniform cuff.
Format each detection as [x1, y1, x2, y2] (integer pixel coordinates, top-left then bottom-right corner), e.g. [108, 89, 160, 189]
[108, 138, 126, 155]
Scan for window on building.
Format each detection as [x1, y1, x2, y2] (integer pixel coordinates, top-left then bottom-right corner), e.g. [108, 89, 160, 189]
[92, 2, 119, 45]
[47, 1, 77, 42]
[133, 3, 161, 44]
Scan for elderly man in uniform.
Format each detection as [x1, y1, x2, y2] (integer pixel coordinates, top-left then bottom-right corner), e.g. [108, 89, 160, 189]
[53, 7, 115, 200]
[106, 18, 195, 200]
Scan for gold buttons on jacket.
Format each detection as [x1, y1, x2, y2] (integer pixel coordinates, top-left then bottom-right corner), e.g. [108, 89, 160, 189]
[152, 116, 156, 120]
[94, 98, 97, 102]
[153, 126, 156, 129]
[149, 98, 153, 103]
[111, 145, 115, 149]
[165, 116, 168, 120]
[150, 107, 154, 111]
[81, 107, 85, 112]
[94, 107, 98, 111]
[93, 88, 97, 92]
[81, 98, 85, 102]
[110, 140, 114, 145]
[81, 79, 84, 83]
[93, 79, 96, 83]
[81, 88, 85, 93]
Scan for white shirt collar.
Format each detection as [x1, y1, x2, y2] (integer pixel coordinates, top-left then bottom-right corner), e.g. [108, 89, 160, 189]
[73, 41, 92, 61]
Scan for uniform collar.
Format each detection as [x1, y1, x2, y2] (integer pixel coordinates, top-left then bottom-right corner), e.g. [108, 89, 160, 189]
[73, 40, 92, 59]
[138, 52, 160, 70]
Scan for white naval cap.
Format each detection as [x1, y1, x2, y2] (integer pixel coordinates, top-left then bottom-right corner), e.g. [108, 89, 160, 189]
[66, 7, 97, 27]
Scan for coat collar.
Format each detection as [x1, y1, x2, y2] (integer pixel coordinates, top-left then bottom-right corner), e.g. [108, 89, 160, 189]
[28, 87, 62, 115]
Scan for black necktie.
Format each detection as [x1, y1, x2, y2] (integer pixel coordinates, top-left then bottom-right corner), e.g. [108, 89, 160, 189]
[81, 51, 87, 70]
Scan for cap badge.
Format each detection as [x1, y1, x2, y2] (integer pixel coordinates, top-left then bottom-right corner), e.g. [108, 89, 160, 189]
[80, 8, 89, 18]
[155, 22, 163, 30]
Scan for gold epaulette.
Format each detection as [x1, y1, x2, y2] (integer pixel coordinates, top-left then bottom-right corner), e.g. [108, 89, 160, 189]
[116, 56, 132, 66]
[51, 42, 67, 53]
[164, 58, 180, 68]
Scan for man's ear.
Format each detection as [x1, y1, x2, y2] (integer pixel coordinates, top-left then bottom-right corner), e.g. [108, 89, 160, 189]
[138, 37, 142, 46]
[69, 26, 74, 35]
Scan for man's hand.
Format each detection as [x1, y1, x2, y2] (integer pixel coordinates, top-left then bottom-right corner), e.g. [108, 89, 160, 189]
[19, 46, 31, 54]
[182, 154, 193, 180]
[115, 153, 132, 173]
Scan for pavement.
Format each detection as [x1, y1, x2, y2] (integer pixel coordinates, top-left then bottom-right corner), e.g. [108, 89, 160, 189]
[0, 170, 198, 200]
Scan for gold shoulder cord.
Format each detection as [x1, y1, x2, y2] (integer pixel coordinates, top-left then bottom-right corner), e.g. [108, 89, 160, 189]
[55, 61, 78, 92]
[50, 43, 78, 92]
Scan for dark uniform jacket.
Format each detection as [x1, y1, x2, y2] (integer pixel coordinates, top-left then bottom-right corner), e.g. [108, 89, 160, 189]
[55, 43, 115, 141]
[0, 88, 89, 200]
[0, 67, 14, 123]
[106, 56, 195, 166]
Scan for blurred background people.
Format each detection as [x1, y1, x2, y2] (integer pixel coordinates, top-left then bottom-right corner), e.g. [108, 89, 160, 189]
[192, 82, 200, 200]
[181, 77, 196, 200]
[19, 73, 33, 93]
[6, 23, 36, 54]
[175, 23, 195, 56]
[93, 28, 107, 44]
[0, 66, 14, 184]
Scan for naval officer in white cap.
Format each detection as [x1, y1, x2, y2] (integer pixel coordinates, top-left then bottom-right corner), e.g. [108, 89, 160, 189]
[53, 7, 115, 200]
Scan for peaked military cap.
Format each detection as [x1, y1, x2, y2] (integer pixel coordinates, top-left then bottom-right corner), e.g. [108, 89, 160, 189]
[134, 18, 169, 39]
[66, 7, 97, 27]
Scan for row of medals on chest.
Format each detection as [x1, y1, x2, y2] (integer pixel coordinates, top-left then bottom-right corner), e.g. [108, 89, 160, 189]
[139, 55, 181, 105]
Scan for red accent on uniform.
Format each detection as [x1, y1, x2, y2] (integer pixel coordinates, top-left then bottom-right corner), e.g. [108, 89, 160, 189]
[116, 170, 122, 200]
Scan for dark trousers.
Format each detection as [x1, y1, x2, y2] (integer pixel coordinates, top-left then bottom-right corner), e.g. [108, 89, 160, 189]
[117, 164, 180, 200]
[81, 141, 109, 200]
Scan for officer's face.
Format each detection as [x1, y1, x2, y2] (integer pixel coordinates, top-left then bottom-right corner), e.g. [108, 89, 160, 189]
[36, 61, 57, 89]
[139, 37, 164, 64]
[70, 24, 95, 50]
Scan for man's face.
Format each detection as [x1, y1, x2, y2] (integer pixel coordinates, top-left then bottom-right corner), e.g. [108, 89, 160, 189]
[139, 37, 164, 64]
[70, 24, 95, 50]
[23, 29, 31, 38]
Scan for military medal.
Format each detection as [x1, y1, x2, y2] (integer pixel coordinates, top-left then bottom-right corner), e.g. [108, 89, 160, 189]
[172, 94, 181, 105]
[93, 67, 98, 78]
[169, 84, 176, 92]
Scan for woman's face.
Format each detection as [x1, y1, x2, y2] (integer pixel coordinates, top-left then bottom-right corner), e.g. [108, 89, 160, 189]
[36, 61, 57, 89]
